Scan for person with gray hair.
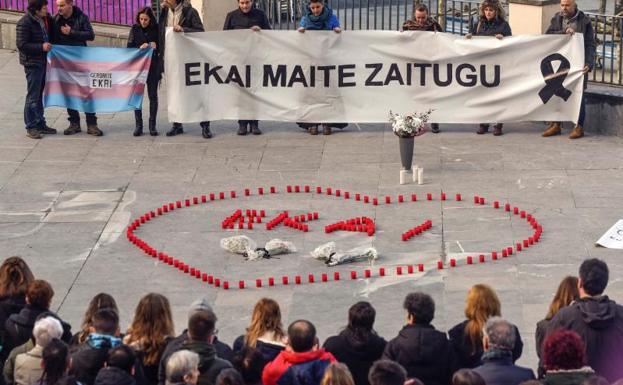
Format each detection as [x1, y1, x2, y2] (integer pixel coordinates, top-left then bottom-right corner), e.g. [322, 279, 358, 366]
[166, 350, 200, 385]
[473, 317, 534, 385]
[12, 316, 63, 385]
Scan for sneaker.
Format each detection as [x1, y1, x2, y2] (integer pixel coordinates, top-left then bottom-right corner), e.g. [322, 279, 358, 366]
[87, 124, 103, 136]
[64, 122, 81, 135]
[39, 125, 57, 135]
[26, 129, 42, 139]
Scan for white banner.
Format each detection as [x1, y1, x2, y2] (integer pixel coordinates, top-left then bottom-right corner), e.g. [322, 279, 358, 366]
[165, 29, 585, 123]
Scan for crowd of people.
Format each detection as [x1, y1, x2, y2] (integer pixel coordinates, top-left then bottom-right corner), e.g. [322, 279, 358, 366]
[0, 256, 622, 385]
[15, 0, 595, 139]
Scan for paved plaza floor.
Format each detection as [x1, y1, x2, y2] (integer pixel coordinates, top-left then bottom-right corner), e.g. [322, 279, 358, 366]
[1, 49, 622, 370]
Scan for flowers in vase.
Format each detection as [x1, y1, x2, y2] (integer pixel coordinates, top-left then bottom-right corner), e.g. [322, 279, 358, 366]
[389, 109, 433, 138]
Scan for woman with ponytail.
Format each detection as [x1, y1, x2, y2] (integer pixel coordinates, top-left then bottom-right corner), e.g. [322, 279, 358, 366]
[323, 302, 387, 385]
[0, 257, 35, 325]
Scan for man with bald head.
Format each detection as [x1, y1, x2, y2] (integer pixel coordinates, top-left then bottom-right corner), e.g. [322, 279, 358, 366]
[542, 0, 595, 139]
[262, 320, 336, 385]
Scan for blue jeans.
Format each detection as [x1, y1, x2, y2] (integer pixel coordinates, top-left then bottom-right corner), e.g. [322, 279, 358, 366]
[578, 92, 586, 127]
[23, 64, 46, 130]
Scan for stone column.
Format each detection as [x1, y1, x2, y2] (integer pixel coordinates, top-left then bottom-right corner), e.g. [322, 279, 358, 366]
[508, 0, 559, 34]
[190, 0, 238, 30]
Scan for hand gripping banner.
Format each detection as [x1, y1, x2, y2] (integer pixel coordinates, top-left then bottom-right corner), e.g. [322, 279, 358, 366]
[165, 30, 585, 123]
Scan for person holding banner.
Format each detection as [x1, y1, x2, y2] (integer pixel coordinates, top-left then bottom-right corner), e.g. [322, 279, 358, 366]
[16, 0, 57, 139]
[402, 4, 442, 134]
[223, 0, 271, 136]
[54, 0, 101, 136]
[128, 7, 161, 137]
[296, 0, 346, 136]
[466, 0, 511, 136]
[158, 0, 213, 138]
[542, 0, 595, 139]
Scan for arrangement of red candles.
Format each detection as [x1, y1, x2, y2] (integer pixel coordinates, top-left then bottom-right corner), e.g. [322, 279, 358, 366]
[127, 186, 543, 290]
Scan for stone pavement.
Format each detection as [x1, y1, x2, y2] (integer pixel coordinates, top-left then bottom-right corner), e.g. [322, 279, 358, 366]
[1, 48, 622, 370]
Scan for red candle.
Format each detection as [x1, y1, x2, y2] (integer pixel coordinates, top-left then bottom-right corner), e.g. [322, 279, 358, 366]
[373, 198, 378, 206]
[479, 197, 485, 205]
[223, 281, 229, 290]
[336, 189, 341, 197]
[437, 261, 443, 269]
[268, 277, 275, 286]
[441, 192, 446, 201]
[321, 273, 328, 282]
[316, 186, 322, 193]
[295, 276, 301, 284]
[334, 272, 340, 281]
[398, 195, 404, 203]
[455, 193, 462, 201]
[219, 192, 225, 199]
[201, 195, 207, 203]
[244, 189, 250, 196]
[210, 193, 215, 201]
[467, 256, 473, 265]
[492, 251, 498, 260]
[287, 185, 292, 193]
[256, 279, 262, 287]
[450, 259, 456, 267]
[214, 278, 220, 287]
[418, 264, 424, 272]
[282, 276, 289, 285]
[364, 270, 371, 278]
[494, 201, 500, 209]
[385, 196, 391, 204]
[350, 271, 357, 279]
[326, 188, 332, 195]
[504, 203, 510, 211]
[407, 265, 414, 274]
[295, 185, 300, 193]
[474, 195, 479, 204]
[379, 268, 386, 276]
[305, 185, 310, 193]
[411, 194, 417, 201]
[397, 266, 403, 275]
[479, 254, 485, 263]
[427, 193, 432, 201]
[202, 273, 208, 282]
[238, 281, 245, 289]
[364, 196, 369, 203]
[355, 193, 361, 201]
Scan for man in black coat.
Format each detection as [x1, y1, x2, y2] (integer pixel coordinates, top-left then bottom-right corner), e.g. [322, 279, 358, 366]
[15, 0, 57, 139]
[382, 292, 457, 385]
[223, 0, 270, 136]
[545, 259, 623, 382]
[53, 0, 101, 136]
[473, 317, 535, 385]
[158, 0, 212, 138]
[542, 0, 596, 139]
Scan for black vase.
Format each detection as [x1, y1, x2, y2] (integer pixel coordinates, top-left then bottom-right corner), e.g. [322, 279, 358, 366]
[398, 136, 415, 170]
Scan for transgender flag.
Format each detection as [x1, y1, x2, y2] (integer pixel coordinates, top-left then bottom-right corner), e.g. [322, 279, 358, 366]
[44, 45, 152, 113]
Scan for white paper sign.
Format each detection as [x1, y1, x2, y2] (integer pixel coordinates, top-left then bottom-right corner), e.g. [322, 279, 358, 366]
[596, 220, 623, 249]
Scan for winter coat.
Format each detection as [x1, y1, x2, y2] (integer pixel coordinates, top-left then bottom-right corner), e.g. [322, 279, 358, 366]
[157, 331, 233, 385]
[402, 17, 442, 31]
[13, 345, 43, 385]
[53, 6, 94, 46]
[4, 305, 72, 357]
[233, 335, 284, 363]
[69, 335, 123, 385]
[262, 349, 336, 385]
[382, 324, 457, 385]
[542, 367, 595, 385]
[124, 335, 172, 385]
[448, 320, 523, 369]
[470, 17, 512, 36]
[3, 340, 34, 385]
[472, 350, 535, 385]
[94, 367, 136, 385]
[535, 318, 549, 378]
[323, 331, 386, 385]
[545, 296, 623, 382]
[55, 376, 84, 385]
[223, 8, 271, 30]
[15, 13, 55, 67]
[157, 2, 204, 76]
[179, 340, 232, 385]
[299, 5, 340, 30]
[127, 24, 161, 83]
[546, 9, 596, 70]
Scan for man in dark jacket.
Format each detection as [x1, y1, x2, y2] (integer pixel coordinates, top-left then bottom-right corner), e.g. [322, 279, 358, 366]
[223, 0, 270, 136]
[53, 0, 101, 136]
[94, 345, 137, 385]
[401, 4, 441, 134]
[15, 0, 57, 139]
[158, 0, 212, 138]
[262, 320, 336, 385]
[542, 0, 596, 139]
[545, 259, 623, 382]
[473, 317, 535, 385]
[158, 299, 233, 385]
[4, 280, 72, 355]
[382, 292, 457, 385]
[70, 309, 122, 385]
[160, 310, 231, 385]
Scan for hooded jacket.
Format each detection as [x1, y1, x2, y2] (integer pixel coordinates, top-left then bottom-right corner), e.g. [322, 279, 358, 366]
[181, 340, 232, 385]
[546, 296, 623, 382]
[233, 335, 285, 363]
[262, 349, 336, 385]
[94, 367, 136, 385]
[4, 305, 72, 357]
[69, 334, 122, 385]
[323, 331, 386, 385]
[382, 324, 457, 385]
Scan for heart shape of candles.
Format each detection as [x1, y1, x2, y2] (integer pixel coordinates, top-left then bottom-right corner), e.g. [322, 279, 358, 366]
[127, 187, 543, 290]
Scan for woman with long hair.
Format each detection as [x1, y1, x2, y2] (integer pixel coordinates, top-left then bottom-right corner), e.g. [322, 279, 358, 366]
[39, 338, 77, 385]
[320, 363, 355, 385]
[0, 257, 35, 333]
[323, 302, 386, 385]
[71, 293, 118, 346]
[448, 284, 523, 368]
[535, 276, 579, 377]
[233, 298, 286, 363]
[124, 293, 175, 385]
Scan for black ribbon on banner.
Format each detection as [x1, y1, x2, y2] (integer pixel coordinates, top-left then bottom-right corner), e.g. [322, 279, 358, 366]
[538, 53, 573, 104]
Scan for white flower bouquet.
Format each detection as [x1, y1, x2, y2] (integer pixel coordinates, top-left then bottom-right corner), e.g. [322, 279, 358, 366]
[389, 109, 433, 138]
[311, 242, 378, 266]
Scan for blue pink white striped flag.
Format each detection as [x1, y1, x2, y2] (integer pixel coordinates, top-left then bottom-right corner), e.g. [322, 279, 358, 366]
[44, 45, 152, 113]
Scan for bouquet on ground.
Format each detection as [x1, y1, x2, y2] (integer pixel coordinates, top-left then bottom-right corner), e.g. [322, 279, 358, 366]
[220, 236, 296, 260]
[389, 109, 433, 138]
[311, 242, 378, 266]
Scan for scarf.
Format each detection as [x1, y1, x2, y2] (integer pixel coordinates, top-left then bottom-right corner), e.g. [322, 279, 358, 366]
[167, 2, 184, 27]
[304, 5, 333, 30]
[481, 347, 513, 362]
[87, 333, 122, 349]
